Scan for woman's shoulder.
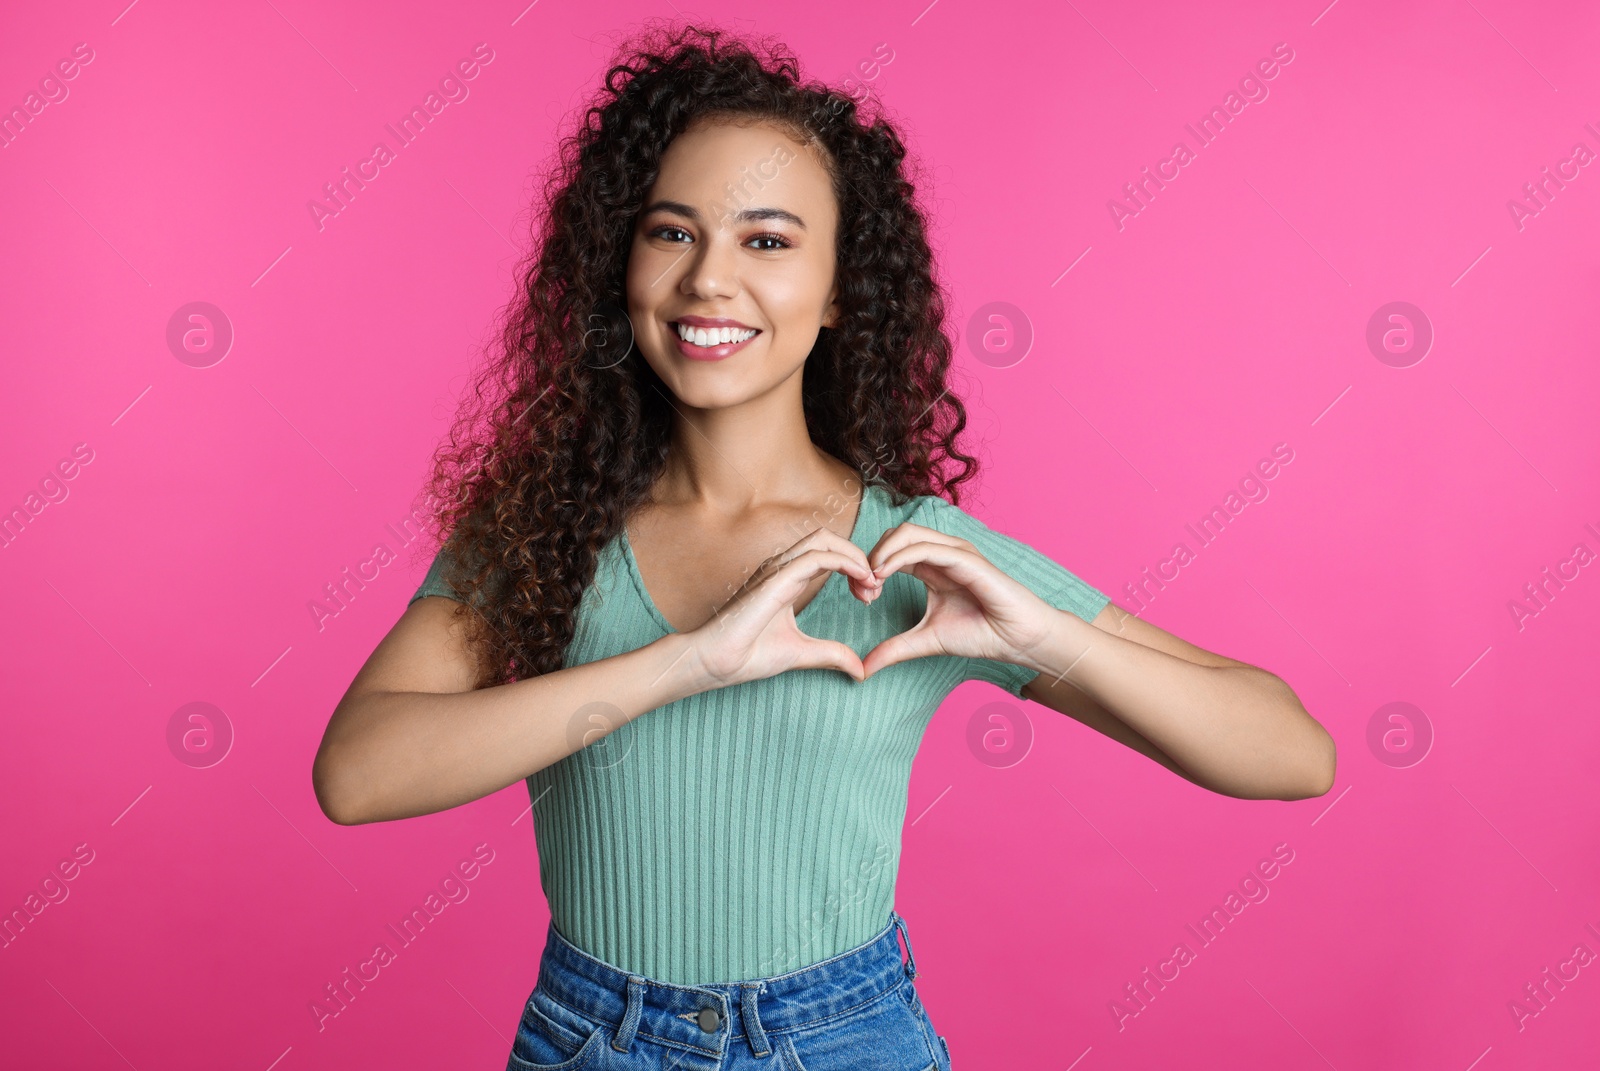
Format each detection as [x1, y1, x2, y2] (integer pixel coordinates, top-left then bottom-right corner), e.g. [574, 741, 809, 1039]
[868, 482, 967, 531]
[877, 485, 1043, 557]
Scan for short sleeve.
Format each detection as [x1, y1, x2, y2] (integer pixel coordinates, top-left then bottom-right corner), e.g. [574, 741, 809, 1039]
[409, 542, 467, 607]
[915, 495, 1111, 697]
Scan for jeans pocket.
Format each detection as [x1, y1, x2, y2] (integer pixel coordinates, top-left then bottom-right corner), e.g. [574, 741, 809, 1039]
[899, 979, 946, 1071]
[507, 990, 608, 1071]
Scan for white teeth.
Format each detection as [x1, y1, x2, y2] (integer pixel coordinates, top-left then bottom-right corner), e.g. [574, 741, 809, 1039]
[675, 322, 757, 347]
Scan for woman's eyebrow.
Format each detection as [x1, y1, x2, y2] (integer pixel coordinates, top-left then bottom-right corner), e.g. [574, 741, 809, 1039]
[641, 199, 807, 231]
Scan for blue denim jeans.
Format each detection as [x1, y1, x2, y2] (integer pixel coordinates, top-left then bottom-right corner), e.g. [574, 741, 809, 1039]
[508, 910, 953, 1070]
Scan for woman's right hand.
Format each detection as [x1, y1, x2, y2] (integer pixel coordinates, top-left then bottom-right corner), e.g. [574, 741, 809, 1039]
[683, 526, 882, 688]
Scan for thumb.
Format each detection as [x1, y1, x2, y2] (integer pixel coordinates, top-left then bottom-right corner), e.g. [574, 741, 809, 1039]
[799, 639, 866, 683]
[862, 624, 944, 677]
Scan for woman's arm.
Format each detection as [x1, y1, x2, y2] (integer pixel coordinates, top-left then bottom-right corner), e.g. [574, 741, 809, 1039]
[315, 524, 882, 826]
[861, 508, 1334, 802]
[1017, 601, 1335, 801]
[312, 596, 707, 826]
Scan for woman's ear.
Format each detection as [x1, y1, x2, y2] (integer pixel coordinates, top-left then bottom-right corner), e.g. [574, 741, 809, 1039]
[822, 285, 840, 329]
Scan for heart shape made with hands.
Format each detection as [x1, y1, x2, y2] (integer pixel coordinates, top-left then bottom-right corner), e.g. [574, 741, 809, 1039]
[775, 521, 1051, 682]
[629, 516, 1056, 685]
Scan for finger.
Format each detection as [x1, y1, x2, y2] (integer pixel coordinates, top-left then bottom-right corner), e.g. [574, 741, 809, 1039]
[796, 639, 867, 683]
[861, 622, 947, 677]
[720, 550, 875, 632]
[783, 546, 878, 587]
[774, 547, 879, 608]
[743, 534, 867, 601]
[866, 521, 971, 576]
[872, 539, 993, 590]
[771, 526, 879, 592]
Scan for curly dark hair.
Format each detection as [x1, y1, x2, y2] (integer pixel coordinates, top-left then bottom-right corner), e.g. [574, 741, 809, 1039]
[418, 20, 985, 689]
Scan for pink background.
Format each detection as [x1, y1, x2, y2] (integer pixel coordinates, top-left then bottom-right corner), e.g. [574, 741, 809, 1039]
[4, 0, 1599, 1067]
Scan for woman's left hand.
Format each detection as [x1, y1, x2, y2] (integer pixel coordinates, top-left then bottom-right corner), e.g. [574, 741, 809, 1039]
[859, 521, 1058, 679]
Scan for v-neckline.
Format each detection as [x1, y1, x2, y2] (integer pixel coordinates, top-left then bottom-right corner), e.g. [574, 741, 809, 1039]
[618, 482, 877, 636]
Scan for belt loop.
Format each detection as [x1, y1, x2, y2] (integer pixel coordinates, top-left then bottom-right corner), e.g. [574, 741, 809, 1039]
[741, 982, 772, 1057]
[612, 975, 645, 1051]
[893, 911, 918, 980]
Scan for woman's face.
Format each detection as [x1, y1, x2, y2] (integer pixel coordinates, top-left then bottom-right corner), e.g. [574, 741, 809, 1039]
[625, 117, 839, 409]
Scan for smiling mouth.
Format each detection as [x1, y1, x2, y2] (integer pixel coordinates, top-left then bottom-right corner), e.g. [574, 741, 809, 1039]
[670, 321, 762, 348]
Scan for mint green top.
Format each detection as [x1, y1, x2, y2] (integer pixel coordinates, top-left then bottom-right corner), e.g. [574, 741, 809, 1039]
[409, 481, 1109, 985]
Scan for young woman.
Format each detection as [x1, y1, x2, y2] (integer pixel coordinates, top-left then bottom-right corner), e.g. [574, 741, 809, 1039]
[313, 23, 1335, 1070]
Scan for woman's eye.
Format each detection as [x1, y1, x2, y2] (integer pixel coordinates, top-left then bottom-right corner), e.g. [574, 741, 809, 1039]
[748, 232, 791, 251]
[646, 225, 790, 251]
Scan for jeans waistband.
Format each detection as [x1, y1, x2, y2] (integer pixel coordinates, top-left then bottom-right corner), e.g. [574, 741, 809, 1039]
[535, 910, 920, 1058]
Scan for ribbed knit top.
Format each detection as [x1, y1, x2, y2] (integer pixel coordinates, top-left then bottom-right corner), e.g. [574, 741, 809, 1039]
[408, 481, 1110, 985]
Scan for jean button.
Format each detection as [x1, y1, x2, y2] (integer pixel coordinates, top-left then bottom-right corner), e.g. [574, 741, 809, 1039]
[697, 1007, 721, 1032]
